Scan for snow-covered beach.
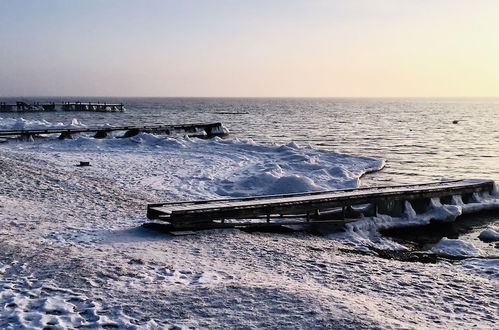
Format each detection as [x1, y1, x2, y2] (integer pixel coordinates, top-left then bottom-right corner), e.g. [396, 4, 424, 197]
[1, 118, 497, 329]
[3, 0, 499, 326]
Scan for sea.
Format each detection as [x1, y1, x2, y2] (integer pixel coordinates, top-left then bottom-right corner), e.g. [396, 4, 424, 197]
[2, 97, 499, 254]
[4, 97, 499, 184]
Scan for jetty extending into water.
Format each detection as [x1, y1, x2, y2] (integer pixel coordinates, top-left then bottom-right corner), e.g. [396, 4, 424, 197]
[146, 179, 497, 230]
[0, 122, 228, 140]
[0, 101, 124, 112]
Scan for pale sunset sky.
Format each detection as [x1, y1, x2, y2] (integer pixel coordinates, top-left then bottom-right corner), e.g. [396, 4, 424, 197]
[1, 0, 498, 97]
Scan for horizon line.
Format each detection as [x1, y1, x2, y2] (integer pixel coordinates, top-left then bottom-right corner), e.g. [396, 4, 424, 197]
[2, 96, 499, 99]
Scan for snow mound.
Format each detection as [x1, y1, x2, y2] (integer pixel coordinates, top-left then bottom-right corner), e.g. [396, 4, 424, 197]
[0, 118, 86, 130]
[1, 134, 384, 200]
[478, 227, 499, 242]
[213, 141, 382, 197]
[430, 238, 481, 257]
[216, 172, 324, 196]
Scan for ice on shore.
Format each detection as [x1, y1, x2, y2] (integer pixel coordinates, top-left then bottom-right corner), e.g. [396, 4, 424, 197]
[328, 193, 499, 251]
[0, 117, 86, 130]
[430, 238, 481, 257]
[1, 131, 384, 200]
[341, 199, 498, 256]
[478, 227, 499, 242]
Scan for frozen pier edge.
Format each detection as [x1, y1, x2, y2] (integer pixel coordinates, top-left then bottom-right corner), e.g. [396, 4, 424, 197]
[0, 122, 229, 140]
[146, 179, 499, 230]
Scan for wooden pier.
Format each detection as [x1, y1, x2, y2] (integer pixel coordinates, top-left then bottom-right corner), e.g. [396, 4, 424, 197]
[146, 179, 496, 230]
[0, 122, 228, 140]
[0, 101, 124, 112]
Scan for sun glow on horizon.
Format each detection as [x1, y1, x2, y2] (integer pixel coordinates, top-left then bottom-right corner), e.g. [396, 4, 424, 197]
[1, 0, 498, 97]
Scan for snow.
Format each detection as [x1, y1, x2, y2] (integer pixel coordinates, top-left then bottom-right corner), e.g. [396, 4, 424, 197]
[0, 118, 497, 328]
[478, 227, 499, 242]
[0, 273, 153, 329]
[209, 124, 230, 135]
[0, 117, 86, 130]
[430, 238, 482, 257]
[0, 132, 383, 200]
[459, 258, 499, 280]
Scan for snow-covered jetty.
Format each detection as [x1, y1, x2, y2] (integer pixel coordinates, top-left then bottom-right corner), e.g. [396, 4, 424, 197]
[0, 101, 125, 112]
[0, 122, 228, 140]
[146, 179, 498, 230]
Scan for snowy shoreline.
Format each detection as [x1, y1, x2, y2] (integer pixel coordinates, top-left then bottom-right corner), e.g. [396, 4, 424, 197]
[0, 118, 498, 328]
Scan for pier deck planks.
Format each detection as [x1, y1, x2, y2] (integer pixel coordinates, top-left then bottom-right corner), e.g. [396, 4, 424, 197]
[146, 179, 495, 230]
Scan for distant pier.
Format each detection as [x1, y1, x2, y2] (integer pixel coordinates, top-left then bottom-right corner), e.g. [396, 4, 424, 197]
[0, 101, 125, 112]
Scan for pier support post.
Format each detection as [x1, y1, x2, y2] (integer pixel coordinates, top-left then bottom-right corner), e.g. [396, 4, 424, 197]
[377, 199, 405, 217]
[94, 131, 109, 139]
[122, 129, 141, 138]
[410, 198, 431, 214]
[59, 131, 76, 140]
[461, 192, 480, 204]
[20, 133, 35, 142]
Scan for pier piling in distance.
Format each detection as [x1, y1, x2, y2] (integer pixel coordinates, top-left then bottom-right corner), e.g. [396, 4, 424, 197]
[0, 101, 125, 112]
[0, 122, 228, 141]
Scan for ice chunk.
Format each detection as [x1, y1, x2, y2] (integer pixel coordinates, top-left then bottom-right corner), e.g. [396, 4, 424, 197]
[478, 227, 499, 242]
[430, 238, 481, 257]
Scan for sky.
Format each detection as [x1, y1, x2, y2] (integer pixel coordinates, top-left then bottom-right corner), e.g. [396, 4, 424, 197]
[1, 0, 498, 97]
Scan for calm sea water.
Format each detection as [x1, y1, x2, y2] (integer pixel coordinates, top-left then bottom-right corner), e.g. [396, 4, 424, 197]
[4, 97, 499, 186]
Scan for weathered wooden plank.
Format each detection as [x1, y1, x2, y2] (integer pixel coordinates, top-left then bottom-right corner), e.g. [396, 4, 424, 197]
[152, 179, 492, 217]
[147, 179, 496, 230]
[162, 218, 358, 230]
[150, 179, 465, 209]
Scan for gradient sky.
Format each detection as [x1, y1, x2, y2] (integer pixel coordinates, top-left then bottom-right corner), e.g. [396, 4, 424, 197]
[1, 0, 498, 97]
